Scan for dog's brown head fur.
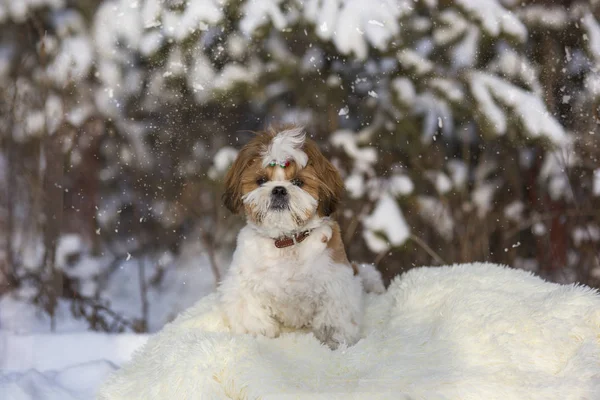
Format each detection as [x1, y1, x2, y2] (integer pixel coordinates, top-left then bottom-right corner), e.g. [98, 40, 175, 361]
[222, 126, 344, 222]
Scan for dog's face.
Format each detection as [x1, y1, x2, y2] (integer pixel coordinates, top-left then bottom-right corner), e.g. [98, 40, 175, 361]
[223, 126, 344, 235]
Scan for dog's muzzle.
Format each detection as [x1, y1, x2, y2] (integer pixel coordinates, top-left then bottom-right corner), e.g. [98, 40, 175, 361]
[270, 186, 289, 210]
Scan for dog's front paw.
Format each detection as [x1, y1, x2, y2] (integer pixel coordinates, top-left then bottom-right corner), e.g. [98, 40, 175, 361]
[260, 318, 281, 338]
[224, 302, 281, 339]
[313, 325, 359, 350]
[319, 224, 333, 243]
[314, 325, 340, 350]
[230, 314, 281, 338]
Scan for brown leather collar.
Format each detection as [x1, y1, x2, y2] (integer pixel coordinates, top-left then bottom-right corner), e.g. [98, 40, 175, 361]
[274, 230, 311, 248]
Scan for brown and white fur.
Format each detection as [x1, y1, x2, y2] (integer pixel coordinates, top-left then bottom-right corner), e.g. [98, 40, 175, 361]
[218, 126, 385, 349]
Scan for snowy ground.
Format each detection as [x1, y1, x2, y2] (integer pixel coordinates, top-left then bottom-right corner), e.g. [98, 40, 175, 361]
[0, 332, 148, 400]
[0, 238, 218, 400]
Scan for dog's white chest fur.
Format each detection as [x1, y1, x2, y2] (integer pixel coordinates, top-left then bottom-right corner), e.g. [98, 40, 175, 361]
[219, 220, 365, 348]
[255, 226, 333, 325]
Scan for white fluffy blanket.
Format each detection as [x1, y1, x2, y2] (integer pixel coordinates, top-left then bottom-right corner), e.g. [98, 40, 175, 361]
[99, 263, 600, 400]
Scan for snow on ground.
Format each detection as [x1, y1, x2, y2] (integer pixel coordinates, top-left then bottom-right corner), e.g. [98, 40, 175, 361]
[0, 295, 90, 335]
[2, 332, 148, 372]
[0, 333, 148, 400]
[0, 333, 149, 400]
[1, 237, 217, 399]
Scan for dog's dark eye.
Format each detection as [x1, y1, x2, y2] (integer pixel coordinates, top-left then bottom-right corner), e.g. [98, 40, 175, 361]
[291, 178, 304, 187]
[256, 177, 267, 186]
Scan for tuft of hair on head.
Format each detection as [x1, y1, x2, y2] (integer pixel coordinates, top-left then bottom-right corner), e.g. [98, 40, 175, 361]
[261, 126, 309, 168]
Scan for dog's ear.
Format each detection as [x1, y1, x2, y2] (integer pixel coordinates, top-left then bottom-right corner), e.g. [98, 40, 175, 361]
[317, 162, 344, 216]
[303, 139, 344, 217]
[222, 167, 241, 214]
[222, 146, 252, 214]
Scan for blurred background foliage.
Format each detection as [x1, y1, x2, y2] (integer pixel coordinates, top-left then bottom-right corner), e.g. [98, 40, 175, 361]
[1, 0, 599, 332]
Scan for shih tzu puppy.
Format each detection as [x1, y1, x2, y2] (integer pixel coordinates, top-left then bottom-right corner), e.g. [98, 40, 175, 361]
[218, 125, 385, 349]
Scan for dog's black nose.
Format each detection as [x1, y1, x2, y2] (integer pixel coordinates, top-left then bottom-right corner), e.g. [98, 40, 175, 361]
[272, 186, 287, 196]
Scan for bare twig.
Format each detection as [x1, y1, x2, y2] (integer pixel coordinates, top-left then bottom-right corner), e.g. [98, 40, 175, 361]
[410, 234, 447, 265]
[199, 229, 221, 283]
[373, 248, 390, 266]
[506, 210, 598, 239]
[555, 143, 600, 272]
[138, 257, 149, 332]
[72, 293, 139, 332]
[343, 203, 370, 247]
[4, 81, 19, 288]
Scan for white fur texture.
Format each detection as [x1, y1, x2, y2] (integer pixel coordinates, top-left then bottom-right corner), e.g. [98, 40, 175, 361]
[99, 263, 600, 400]
[355, 262, 386, 294]
[219, 221, 368, 349]
[241, 181, 318, 237]
[261, 127, 309, 168]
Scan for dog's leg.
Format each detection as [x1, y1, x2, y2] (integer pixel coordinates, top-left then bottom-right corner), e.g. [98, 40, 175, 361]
[312, 270, 363, 350]
[220, 276, 281, 338]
